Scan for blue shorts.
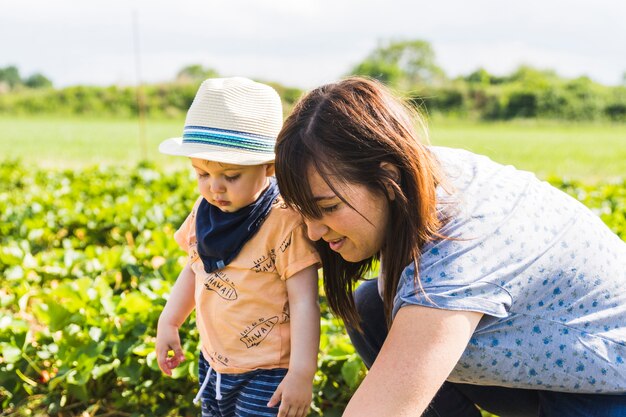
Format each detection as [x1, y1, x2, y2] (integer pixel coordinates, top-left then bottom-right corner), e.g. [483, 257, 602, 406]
[197, 354, 288, 417]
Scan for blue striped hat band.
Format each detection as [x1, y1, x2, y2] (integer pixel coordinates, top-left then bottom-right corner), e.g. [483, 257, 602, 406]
[182, 125, 275, 153]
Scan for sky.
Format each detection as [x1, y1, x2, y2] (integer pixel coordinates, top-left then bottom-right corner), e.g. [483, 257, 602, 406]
[2, 0, 625, 89]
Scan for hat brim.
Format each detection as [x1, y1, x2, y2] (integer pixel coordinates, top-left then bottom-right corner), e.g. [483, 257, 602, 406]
[159, 137, 275, 165]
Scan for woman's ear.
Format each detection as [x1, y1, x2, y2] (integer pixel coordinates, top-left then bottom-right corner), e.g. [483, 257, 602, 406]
[380, 162, 400, 200]
[266, 163, 276, 176]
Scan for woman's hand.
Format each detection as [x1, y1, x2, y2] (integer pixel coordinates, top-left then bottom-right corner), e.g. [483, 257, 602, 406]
[267, 369, 314, 417]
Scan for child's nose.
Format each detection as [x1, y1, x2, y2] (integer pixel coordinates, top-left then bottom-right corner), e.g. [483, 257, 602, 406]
[209, 179, 226, 194]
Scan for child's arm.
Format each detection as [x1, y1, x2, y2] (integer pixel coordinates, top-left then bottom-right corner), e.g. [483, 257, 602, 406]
[267, 265, 320, 417]
[156, 263, 196, 376]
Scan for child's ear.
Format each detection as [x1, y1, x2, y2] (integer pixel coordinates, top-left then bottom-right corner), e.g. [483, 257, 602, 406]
[266, 164, 276, 176]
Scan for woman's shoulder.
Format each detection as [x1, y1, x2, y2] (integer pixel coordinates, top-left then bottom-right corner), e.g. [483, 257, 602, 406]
[430, 146, 544, 206]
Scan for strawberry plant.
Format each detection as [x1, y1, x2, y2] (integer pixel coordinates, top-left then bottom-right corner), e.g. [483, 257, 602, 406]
[1, 161, 624, 416]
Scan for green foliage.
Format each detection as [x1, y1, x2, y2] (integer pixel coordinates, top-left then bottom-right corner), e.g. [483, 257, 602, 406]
[550, 177, 626, 240]
[0, 161, 364, 416]
[347, 40, 626, 122]
[0, 161, 198, 415]
[0, 66, 22, 89]
[0, 83, 201, 118]
[0, 81, 300, 119]
[0, 66, 53, 91]
[350, 39, 446, 89]
[175, 65, 219, 83]
[409, 85, 467, 116]
[23, 74, 53, 89]
[2, 56, 625, 122]
[465, 68, 492, 86]
[1, 161, 624, 415]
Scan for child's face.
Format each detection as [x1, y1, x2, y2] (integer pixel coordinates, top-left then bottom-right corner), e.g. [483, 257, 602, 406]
[190, 158, 275, 213]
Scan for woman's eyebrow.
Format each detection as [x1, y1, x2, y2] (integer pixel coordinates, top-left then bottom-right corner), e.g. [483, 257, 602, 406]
[313, 195, 337, 202]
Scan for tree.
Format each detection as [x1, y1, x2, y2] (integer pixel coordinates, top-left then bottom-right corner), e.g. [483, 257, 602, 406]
[465, 68, 492, 85]
[0, 65, 21, 88]
[350, 39, 446, 89]
[176, 64, 219, 83]
[24, 73, 53, 89]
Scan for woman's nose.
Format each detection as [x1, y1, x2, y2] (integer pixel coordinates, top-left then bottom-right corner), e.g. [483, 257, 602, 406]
[304, 218, 328, 241]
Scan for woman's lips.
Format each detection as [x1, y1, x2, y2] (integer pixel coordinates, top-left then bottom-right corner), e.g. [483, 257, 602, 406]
[328, 237, 346, 252]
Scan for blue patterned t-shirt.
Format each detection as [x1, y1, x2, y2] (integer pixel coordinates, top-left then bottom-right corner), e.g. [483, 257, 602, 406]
[393, 146, 626, 393]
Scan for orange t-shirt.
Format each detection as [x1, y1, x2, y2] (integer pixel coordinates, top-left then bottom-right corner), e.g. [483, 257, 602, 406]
[175, 197, 320, 374]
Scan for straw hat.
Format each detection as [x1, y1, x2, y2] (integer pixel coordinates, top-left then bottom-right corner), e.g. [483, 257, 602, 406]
[159, 77, 283, 165]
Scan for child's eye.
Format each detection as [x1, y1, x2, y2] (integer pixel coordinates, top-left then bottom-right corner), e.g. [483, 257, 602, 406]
[224, 174, 241, 182]
[196, 172, 209, 179]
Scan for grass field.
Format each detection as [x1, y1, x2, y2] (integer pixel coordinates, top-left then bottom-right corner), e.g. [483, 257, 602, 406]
[1, 116, 625, 181]
[429, 119, 626, 182]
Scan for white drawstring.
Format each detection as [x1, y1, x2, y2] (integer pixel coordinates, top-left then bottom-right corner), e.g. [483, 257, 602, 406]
[193, 364, 223, 404]
[194, 365, 212, 405]
[215, 370, 223, 400]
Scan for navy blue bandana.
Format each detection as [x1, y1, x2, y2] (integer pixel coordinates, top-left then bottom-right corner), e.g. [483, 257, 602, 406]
[196, 177, 280, 273]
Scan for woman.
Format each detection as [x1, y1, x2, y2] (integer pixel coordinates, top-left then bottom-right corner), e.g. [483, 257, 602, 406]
[274, 77, 626, 416]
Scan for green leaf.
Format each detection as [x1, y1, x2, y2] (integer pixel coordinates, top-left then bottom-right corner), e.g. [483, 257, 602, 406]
[132, 343, 153, 357]
[341, 357, 365, 389]
[1, 343, 22, 363]
[325, 339, 356, 359]
[0, 244, 23, 266]
[171, 361, 189, 379]
[67, 383, 89, 401]
[4, 266, 24, 280]
[116, 361, 141, 382]
[88, 326, 102, 342]
[66, 368, 91, 386]
[91, 358, 120, 379]
[117, 292, 152, 315]
[50, 284, 85, 312]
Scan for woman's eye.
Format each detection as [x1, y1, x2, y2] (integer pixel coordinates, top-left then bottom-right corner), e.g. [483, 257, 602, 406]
[224, 174, 241, 182]
[321, 204, 339, 213]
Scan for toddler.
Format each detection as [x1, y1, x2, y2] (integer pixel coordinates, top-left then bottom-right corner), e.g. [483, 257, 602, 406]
[155, 77, 320, 417]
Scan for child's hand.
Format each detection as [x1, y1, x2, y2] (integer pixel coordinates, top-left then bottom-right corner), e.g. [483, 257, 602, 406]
[267, 369, 313, 417]
[155, 323, 185, 376]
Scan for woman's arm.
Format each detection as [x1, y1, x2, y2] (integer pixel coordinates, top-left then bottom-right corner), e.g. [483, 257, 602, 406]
[268, 265, 320, 417]
[343, 305, 482, 417]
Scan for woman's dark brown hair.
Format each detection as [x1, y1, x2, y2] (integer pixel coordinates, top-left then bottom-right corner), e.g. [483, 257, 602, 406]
[275, 77, 445, 329]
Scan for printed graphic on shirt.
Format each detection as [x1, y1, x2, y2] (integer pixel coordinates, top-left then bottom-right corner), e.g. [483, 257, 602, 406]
[252, 249, 276, 273]
[239, 316, 278, 348]
[189, 244, 198, 262]
[280, 302, 290, 324]
[208, 351, 230, 367]
[203, 270, 238, 300]
[279, 235, 291, 253]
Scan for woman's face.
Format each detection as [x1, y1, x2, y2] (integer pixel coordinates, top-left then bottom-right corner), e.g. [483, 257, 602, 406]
[303, 166, 391, 262]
